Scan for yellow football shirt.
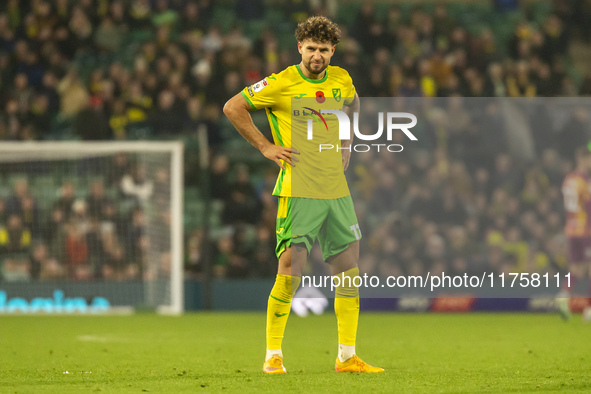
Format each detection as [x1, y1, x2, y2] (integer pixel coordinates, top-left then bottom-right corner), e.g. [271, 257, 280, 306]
[241, 64, 356, 199]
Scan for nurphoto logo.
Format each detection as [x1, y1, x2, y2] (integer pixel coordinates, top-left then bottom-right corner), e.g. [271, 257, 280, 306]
[305, 109, 418, 152]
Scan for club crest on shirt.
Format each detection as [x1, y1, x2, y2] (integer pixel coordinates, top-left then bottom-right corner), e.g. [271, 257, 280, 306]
[332, 88, 341, 102]
[252, 78, 268, 93]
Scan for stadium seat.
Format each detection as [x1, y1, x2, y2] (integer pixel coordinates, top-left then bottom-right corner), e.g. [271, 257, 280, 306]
[127, 123, 154, 140]
[0, 185, 11, 199]
[243, 20, 268, 40]
[336, 2, 361, 27]
[264, 7, 284, 26]
[374, 3, 392, 22]
[530, 1, 553, 25]
[211, 6, 237, 33]
[184, 186, 201, 202]
[6, 175, 27, 188]
[32, 175, 58, 194]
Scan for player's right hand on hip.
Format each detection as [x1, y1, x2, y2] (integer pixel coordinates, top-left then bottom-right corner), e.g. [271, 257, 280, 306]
[261, 145, 300, 170]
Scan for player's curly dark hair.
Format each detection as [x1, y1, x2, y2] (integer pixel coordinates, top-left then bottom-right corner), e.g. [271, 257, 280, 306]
[295, 16, 341, 46]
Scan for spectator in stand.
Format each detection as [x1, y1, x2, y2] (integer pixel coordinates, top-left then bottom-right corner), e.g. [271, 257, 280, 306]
[21, 195, 40, 238]
[185, 228, 203, 278]
[222, 164, 262, 226]
[491, 153, 522, 194]
[44, 205, 67, 262]
[151, 89, 185, 135]
[94, 16, 124, 53]
[0, 214, 31, 253]
[557, 107, 591, 160]
[57, 70, 89, 119]
[1, 256, 30, 282]
[120, 164, 154, 204]
[65, 222, 90, 280]
[106, 152, 131, 188]
[213, 234, 249, 278]
[86, 180, 111, 220]
[126, 207, 146, 266]
[5, 179, 35, 217]
[74, 109, 111, 141]
[251, 224, 276, 277]
[0, 198, 6, 226]
[53, 182, 76, 221]
[102, 241, 135, 281]
[29, 242, 50, 280]
[210, 154, 230, 200]
[38, 257, 65, 280]
[29, 93, 51, 135]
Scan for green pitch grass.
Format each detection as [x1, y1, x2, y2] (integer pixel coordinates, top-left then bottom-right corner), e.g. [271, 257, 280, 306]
[1, 313, 590, 393]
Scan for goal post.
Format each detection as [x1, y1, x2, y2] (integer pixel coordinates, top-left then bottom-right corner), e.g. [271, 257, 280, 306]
[0, 142, 183, 315]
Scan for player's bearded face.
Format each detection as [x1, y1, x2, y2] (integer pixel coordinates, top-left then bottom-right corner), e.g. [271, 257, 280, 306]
[299, 40, 335, 76]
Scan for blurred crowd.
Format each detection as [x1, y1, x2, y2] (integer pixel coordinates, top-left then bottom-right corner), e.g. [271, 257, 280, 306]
[0, 153, 172, 282]
[349, 100, 579, 280]
[0, 0, 590, 281]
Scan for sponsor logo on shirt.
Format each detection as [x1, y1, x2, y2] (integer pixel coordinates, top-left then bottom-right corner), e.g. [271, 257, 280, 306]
[252, 78, 268, 93]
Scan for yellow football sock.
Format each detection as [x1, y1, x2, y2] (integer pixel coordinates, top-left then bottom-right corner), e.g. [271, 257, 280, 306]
[334, 267, 360, 346]
[266, 274, 301, 351]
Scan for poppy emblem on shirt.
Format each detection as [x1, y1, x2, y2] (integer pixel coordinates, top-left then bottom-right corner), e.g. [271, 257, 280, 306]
[316, 91, 325, 103]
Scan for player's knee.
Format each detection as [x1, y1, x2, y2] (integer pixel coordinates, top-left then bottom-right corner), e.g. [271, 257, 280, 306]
[328, 242, 360, 273]
[279, 258, 292, 271]
[278, 245, 308, 275]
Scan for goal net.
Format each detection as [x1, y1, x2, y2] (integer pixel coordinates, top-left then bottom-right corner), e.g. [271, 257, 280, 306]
[0, 142, 183, 314]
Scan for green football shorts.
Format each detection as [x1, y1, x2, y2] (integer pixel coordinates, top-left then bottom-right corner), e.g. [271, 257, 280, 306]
[275, 196, 361, 261]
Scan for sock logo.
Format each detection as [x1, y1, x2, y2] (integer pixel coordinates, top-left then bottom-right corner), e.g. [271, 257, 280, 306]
[274, 312, 288, 317]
